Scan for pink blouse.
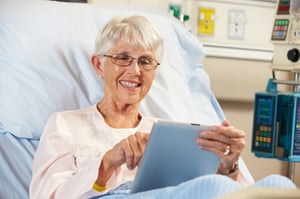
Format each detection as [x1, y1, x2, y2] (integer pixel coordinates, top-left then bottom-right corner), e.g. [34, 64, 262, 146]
[30, 105, 155, 199]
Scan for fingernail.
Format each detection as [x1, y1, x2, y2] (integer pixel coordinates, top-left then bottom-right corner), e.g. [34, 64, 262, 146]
[210, 126, 217, 131]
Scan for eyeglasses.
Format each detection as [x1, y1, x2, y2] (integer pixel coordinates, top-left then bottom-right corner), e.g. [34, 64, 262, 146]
[102, 54, 160, 70]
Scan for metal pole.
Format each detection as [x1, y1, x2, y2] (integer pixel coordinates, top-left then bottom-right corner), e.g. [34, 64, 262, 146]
[294, 72, 300, 92]
[287, 162, 295, 181]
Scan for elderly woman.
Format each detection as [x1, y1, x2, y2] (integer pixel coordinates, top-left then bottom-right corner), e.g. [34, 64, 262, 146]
[30, 15, 296, 199]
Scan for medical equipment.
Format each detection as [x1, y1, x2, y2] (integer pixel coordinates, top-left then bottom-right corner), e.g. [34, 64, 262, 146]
[252, 0, 300, 180]
[168, 3, 190, 23]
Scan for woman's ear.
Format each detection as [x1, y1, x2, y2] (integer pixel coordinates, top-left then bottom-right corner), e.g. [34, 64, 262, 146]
[91, 55, 104, 78]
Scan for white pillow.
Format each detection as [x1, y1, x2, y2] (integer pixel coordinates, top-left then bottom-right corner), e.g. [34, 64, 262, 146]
[0, 1, 102, 138]
[0, 0, 222, 139]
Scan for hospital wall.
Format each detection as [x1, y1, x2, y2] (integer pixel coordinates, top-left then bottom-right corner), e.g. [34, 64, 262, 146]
[89, 0, 300, 187]
[187, 0, 299, 187]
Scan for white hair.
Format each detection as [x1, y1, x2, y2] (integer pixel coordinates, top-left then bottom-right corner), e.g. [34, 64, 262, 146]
[94, 15, 164, 63]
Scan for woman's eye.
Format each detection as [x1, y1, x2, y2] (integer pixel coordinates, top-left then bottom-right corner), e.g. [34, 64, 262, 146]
[140, 58, 151, 64]
[116, 56, 130, 61]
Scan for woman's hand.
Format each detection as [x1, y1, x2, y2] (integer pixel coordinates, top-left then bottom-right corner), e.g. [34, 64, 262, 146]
[96, 132, 149, 186]
[107, 132, 149, 170]
[196, 120, 245, 178]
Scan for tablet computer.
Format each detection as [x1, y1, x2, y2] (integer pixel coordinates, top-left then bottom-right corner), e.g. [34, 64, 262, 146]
[130, 120, 219, 194]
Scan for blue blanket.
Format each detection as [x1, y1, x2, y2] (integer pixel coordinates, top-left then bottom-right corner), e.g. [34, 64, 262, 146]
[92, 175, 296, 199]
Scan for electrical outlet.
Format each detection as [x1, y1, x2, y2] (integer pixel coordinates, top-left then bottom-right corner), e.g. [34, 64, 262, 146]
[228, 9, 245, 40]
[293, 29, 300, 39]
[198, 7, 215, 36]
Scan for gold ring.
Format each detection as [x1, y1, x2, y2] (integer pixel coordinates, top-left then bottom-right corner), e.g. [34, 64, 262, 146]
[224, 145, 231, 156]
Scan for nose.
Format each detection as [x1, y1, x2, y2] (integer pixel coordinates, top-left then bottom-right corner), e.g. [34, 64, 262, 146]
[127, 59, 141, 75]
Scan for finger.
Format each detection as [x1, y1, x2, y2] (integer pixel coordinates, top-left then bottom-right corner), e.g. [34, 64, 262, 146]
[198, 130, 246, 154]
[135, 132, 149, 153]
[206, 126, 245, 139]
[221, 120, 231, 127]
[199, 140, 240, 168]
[197, 138, 229, 155]
[126, 135, 142, 170]
[197, 136, 244, 157]
[199, 130, 231, 144]
[120, 136, 135, 170]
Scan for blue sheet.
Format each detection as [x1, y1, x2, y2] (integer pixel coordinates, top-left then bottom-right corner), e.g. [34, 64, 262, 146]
[0, 124, 39, 199]
[90, 174, 296, 199]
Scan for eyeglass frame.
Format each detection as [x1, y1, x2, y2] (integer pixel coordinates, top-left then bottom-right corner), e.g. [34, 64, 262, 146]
[101, 54, 160, 70]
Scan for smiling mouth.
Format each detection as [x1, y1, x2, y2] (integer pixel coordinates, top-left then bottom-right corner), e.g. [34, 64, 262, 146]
[119, 80, 141, 88]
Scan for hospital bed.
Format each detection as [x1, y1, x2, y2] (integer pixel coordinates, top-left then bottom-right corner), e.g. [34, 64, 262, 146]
[0, 0, 298, 198]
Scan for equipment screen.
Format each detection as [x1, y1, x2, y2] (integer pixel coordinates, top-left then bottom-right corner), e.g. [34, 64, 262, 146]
[277, 0, 290, 15]
[252, 95, 276, 154]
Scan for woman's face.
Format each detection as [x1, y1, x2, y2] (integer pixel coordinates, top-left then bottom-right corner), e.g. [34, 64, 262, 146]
[95, 39, 157, 106]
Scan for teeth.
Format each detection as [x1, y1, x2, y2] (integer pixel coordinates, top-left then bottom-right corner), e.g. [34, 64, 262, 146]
[120, 81, 139, 88]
